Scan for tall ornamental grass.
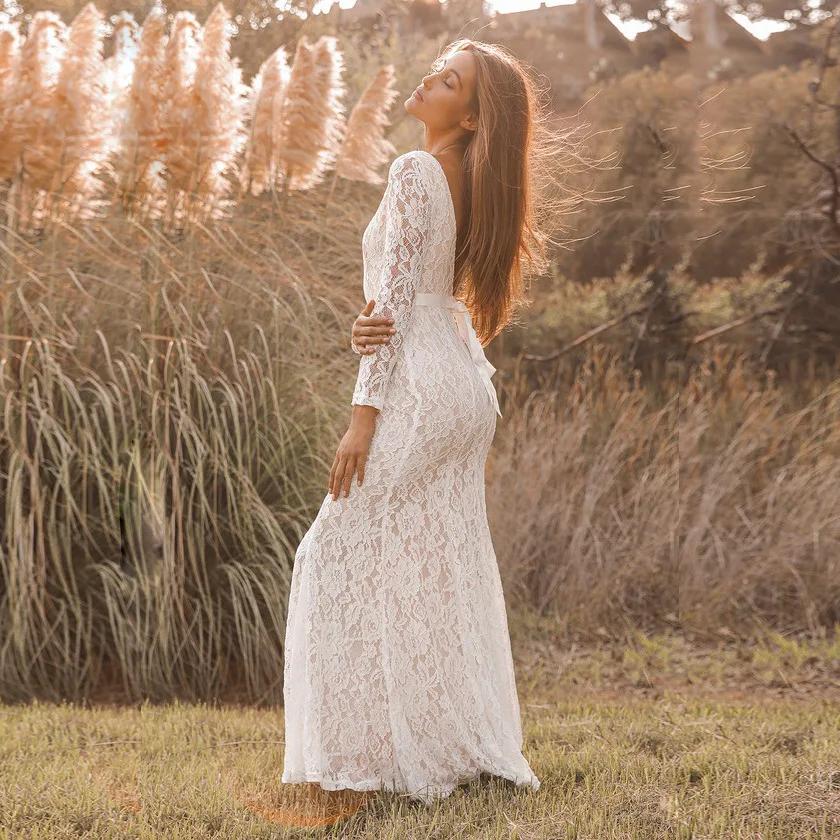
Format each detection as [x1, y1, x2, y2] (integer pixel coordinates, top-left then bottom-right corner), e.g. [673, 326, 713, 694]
[0, 199, 363, 704]
[490, 348, 840, 638]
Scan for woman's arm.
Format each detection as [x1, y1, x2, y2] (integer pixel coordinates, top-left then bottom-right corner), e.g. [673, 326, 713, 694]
[350, 152, 432, 410]
[329, 153, 433, 500]
[351, 299, 395, 355]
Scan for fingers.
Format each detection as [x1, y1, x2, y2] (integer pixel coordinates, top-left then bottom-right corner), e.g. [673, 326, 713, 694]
[328, 452, 339, 496]
[332, 454, 357, 500]
[354, 339, 388, 356]
[341, 456, 356, 498]
[353, 324, 397, 355]
[352, 312, 395, 357]
[355, 327, 397, 351]
[331, 455, 346, 501]
[361, 314, 394, 323]
[357, 324, 396, 336]
[363, 299, 376, 314]
[330, 452, 365, 499]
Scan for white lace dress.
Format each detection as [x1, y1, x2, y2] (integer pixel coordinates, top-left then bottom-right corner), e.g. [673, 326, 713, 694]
[281, 149, 541, 805]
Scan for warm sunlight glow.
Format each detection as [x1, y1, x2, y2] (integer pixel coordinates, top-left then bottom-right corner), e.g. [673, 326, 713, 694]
[308, 0, 792, 41]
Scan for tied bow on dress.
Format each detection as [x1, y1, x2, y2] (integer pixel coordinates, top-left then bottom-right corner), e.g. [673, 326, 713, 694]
[414, 292, 502, 418]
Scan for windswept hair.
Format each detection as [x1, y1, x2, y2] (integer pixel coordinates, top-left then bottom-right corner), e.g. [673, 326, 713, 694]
[439, 39, 566, 345]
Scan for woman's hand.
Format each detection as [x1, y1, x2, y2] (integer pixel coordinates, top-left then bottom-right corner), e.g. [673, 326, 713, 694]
[351, 299, 396, 355]
[329, 407, 377, 500]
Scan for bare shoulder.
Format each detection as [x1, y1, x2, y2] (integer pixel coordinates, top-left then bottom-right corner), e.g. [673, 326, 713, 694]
[433, 154, 463, 190]
[429, 151, 465, 219]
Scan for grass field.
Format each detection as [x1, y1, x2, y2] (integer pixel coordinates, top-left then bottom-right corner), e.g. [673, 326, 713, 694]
[2, 622, 838, 839]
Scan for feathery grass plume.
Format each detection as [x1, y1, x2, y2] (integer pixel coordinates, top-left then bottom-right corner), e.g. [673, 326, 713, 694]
[274, 35, 345, 193]
[335, 64, 398, 185]
[309, 35, 346, 178]
[0, 23, 22, 177]
[49, 2, 113, 221]
[159, 10, 203, 228]
[161, 4, 246, 228]
[115, 8, 167, 220]
[185, 2, 247, 220]
[241, 45, 291, 198]
[274, 36, 322, 193]
[0, 12, 67, 212]
[103, 12, 138, 137]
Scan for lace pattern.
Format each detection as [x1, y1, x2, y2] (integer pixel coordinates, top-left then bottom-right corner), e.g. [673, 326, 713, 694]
[351, 153, 431, 410]
[282, 150, 540, 805]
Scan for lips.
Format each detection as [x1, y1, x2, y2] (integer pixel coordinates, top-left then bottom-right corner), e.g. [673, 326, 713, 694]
[412, 88, 424, 102]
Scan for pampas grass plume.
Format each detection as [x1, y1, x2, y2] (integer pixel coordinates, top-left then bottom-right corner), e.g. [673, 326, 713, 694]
[276, 34, 347, 193]
[188, 2, 247, 217]
[104, 12, 138, 135]
[115, 8, 167, 218]
[275, 36, 319, 193]
[241, 45, 290, 198]
[1, 11, 67, 193]
[160, 10, 203, 203]
[51, 2, 113, 218]
[310, 34, 346, 179]
[335, 64, 398, 185]
[0, 22, 22, 178]
[160, 4, 246, 227]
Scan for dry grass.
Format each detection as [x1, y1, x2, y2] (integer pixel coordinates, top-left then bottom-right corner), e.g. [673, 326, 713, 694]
[0, 8, 405, 231]
[508, 608, 840, 702]
[0, 193, 367, 704]
[1, 181, 840, 704]
[491, 348, 840, 637]
[1, 632, 838, 839]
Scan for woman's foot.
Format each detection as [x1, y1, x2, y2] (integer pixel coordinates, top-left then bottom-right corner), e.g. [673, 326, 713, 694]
[240, 782, 376, 828]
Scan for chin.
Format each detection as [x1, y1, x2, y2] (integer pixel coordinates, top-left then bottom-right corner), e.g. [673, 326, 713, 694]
[404, 98, 428, 123]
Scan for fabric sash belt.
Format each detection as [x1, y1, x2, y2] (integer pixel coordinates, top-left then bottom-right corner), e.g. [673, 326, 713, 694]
[414, 292, 502, 418]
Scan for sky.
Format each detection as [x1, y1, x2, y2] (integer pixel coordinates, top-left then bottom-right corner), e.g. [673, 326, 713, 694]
[311, 0, 794, 41]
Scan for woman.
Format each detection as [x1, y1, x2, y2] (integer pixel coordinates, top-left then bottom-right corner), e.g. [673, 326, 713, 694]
[280, 38, 550, 823]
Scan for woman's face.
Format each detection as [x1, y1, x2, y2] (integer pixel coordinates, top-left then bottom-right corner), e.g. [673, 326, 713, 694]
[404, 50, 478, 133]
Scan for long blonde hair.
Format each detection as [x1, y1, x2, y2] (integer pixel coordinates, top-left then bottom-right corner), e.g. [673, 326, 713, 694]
[440, 39, 559, 345]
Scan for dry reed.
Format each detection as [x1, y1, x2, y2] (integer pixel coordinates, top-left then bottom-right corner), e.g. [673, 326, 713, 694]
[334, 64, 399, 185]
[491, 346, 840, 638]
[114, 8, 167, 218]
[241, 46, 291, 198]
[1, 185, 838, 703]
[0, 14, 404, 232]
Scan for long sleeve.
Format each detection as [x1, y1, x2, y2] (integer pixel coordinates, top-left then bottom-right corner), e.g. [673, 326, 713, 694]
[351, 153, 432, 410]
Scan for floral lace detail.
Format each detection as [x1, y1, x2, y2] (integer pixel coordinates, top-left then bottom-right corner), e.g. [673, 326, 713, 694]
[351, 152, 431, 409]
[282, 150, 540, 805]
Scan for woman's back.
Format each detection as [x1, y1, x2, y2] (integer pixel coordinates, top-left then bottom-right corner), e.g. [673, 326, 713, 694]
[353, 150, 500, 426]
[361, 151, 456, 302]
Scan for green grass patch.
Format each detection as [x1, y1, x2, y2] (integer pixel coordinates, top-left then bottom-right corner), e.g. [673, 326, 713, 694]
[2, 639, 838, 838]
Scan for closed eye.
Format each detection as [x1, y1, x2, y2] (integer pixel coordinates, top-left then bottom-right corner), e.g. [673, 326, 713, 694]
[430, 58, 456, 89]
